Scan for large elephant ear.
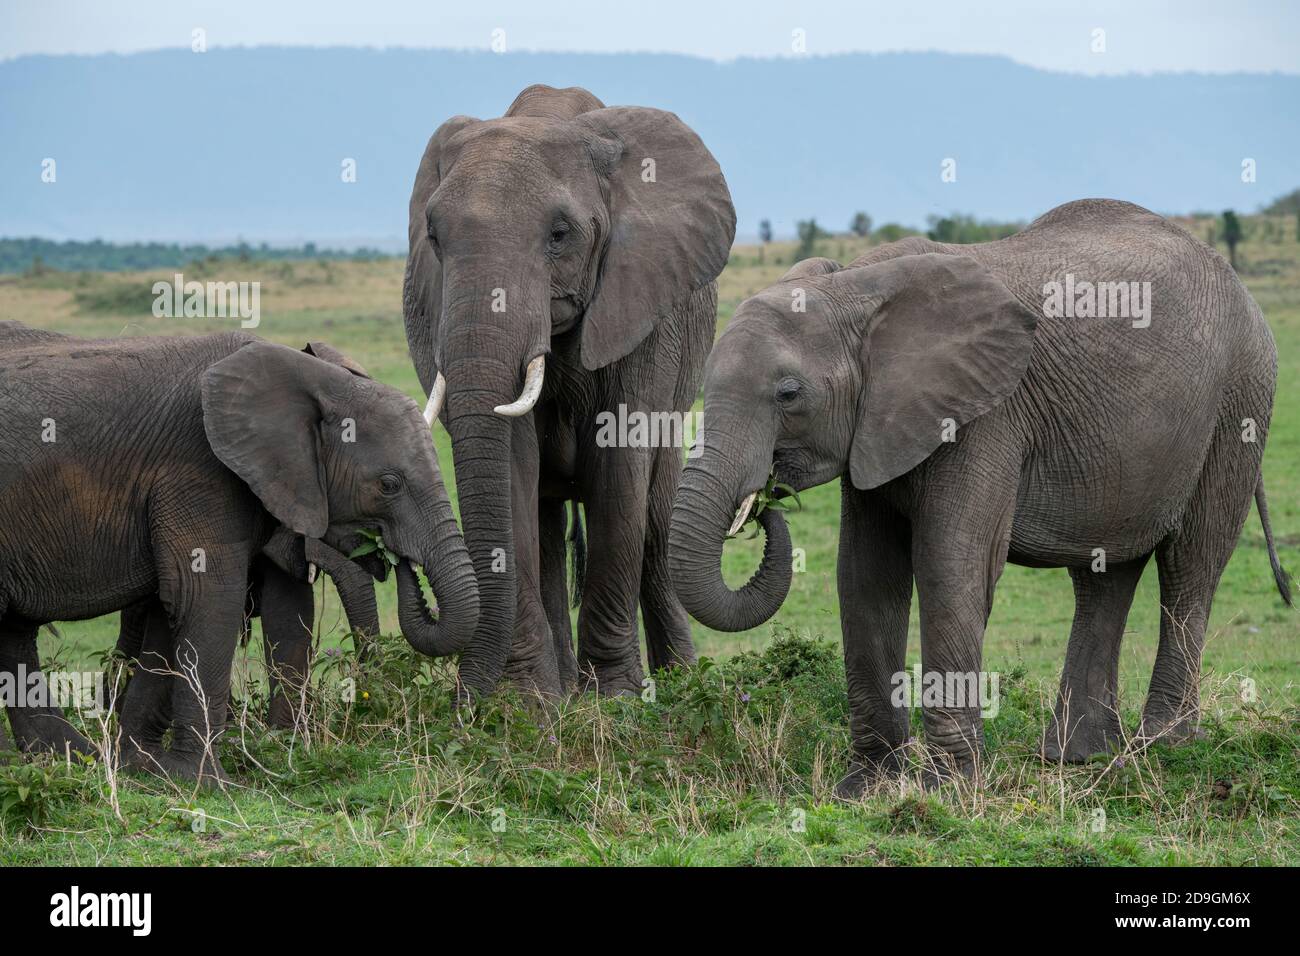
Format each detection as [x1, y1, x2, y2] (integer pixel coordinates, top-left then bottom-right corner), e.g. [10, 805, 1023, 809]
[574, 107, 735, 370]
[303, 341, 371, 379]
[781, 257, 842, 282]
[201, 341, 355, 538]
[836, 253, 1039, 490]
[402, 114, 480, 396]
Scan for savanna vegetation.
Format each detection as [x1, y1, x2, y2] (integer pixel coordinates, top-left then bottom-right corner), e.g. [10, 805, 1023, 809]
[0, 211, 1296, 865]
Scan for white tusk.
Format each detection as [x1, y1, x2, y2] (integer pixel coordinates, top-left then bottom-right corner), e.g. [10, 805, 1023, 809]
[494, 355, 545, 417]
[727, 491, 758, 537]
[422, 372, 446, 425]
[307, 562, 318, 584]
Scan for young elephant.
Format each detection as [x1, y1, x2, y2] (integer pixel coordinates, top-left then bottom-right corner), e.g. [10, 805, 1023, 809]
[669, 199, 1291, 793]
[0, 325, 382, 753]
[0, 327, 478, 781]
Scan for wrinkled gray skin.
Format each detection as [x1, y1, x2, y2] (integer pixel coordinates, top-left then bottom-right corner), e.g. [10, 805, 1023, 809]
[113, 526, 386, 735]
[0, 324, 478, 782]
[111, 345, 392, 737]
[404, 84, 735, 697]
[670, 200, 1291, 793]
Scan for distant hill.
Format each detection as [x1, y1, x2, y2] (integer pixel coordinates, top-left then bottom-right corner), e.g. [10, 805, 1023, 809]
[2, 47, 1298, 245]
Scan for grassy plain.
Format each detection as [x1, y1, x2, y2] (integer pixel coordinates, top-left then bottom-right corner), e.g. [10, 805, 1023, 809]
[0, 222, 1295, 864]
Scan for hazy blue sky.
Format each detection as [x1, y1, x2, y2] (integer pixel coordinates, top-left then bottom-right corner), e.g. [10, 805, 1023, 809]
[2, 0, 1297, 74]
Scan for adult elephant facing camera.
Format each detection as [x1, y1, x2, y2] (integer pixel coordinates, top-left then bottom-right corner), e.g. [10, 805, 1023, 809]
[669, 199, 1291, 793]
[404, 84, 735, 697]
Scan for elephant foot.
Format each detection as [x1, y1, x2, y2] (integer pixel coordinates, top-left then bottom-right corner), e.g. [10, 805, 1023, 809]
[833, 744, 912, 800]
[577, 661, 644, 697]
[9, 709, 97, 759]
[919, 742, 980, 791]
[1042, 710, 1123, 763]
[267, 694, 305, 731]
[123, 743, 231, 788]
[1136, 705, 1204, 749]
[502, 664, 563, 700]
[832, 763, 878, 801]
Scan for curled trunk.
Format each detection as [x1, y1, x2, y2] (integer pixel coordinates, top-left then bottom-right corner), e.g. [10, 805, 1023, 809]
[395, 495, 480, 658]
[669, 462, 793, 632]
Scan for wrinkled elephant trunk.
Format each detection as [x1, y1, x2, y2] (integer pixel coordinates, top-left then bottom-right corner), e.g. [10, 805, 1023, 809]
[443, 396, 517, 693]
[304, 539, 381, 655]
[395, 494, 480, 659]
[435, 265, 550, 696]
[669, 456, 793, 632]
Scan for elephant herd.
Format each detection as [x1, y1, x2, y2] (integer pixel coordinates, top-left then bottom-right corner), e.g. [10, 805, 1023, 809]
[0, 84, 1290, 793]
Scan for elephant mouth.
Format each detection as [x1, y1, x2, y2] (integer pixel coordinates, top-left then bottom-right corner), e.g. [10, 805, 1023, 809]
[728, 462, 804, 538]
[550, 294, 583, 331]
[334, 530, 392, 582]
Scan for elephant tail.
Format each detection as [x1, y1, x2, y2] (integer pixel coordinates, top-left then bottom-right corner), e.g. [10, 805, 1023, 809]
[1256, 475, 1293, 607]
[569, 500, 586, 609]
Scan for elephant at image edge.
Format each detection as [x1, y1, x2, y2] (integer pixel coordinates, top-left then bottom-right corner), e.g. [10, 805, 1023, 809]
[0, 328, 478, 781]
[404, 84, 735, 696]
[0, 324, 385, 751]
[668, 199, 1291, 794]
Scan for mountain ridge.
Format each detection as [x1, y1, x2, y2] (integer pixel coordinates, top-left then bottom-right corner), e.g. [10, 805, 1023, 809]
[3, 47, 1296, 243]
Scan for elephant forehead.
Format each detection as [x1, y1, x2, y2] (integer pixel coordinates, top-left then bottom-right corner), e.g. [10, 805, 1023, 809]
[737, 284, 830, 329]
[444, 118, 590, 178]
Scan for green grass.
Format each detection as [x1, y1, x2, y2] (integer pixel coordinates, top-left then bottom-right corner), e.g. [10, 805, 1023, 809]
[0, 222, 1296, 865]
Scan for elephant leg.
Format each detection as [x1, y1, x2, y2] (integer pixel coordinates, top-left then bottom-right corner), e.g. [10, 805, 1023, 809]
[539, 497, 578, 693]
[640, 445, 696, 673]
[256, 557, 315, 730]
[1140, 425, 1258, 745]
[911, 461, 1019, 786]
[130, 540, 248, 785]
[834, 484, 913, 799]
[503, 415, 561, 696]
[0, 616, 95, 757]
[118, 599, 176, 763]
[576, 443, 651, 695]
[1043, 556, 1149, 763]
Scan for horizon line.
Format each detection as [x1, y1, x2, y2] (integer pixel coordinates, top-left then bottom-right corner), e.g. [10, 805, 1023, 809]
[3, 43, 1299, 80]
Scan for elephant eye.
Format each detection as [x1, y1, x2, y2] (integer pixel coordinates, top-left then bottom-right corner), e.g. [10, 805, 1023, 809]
[775, 378, 802, 403]
[548, 219, 571, 248]
[379, 473, 403, 496]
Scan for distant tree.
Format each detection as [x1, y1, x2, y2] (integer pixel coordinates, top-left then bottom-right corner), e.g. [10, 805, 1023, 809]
[849, 211, 872, 238]
[926, 213, 1023, 244]
[758, 218, 772, 264]
[794, 218, 826, 261]
[874, 223, 909, 243]
[1221, 210, 1242, 269]
[1261, 187, 1300, 216]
